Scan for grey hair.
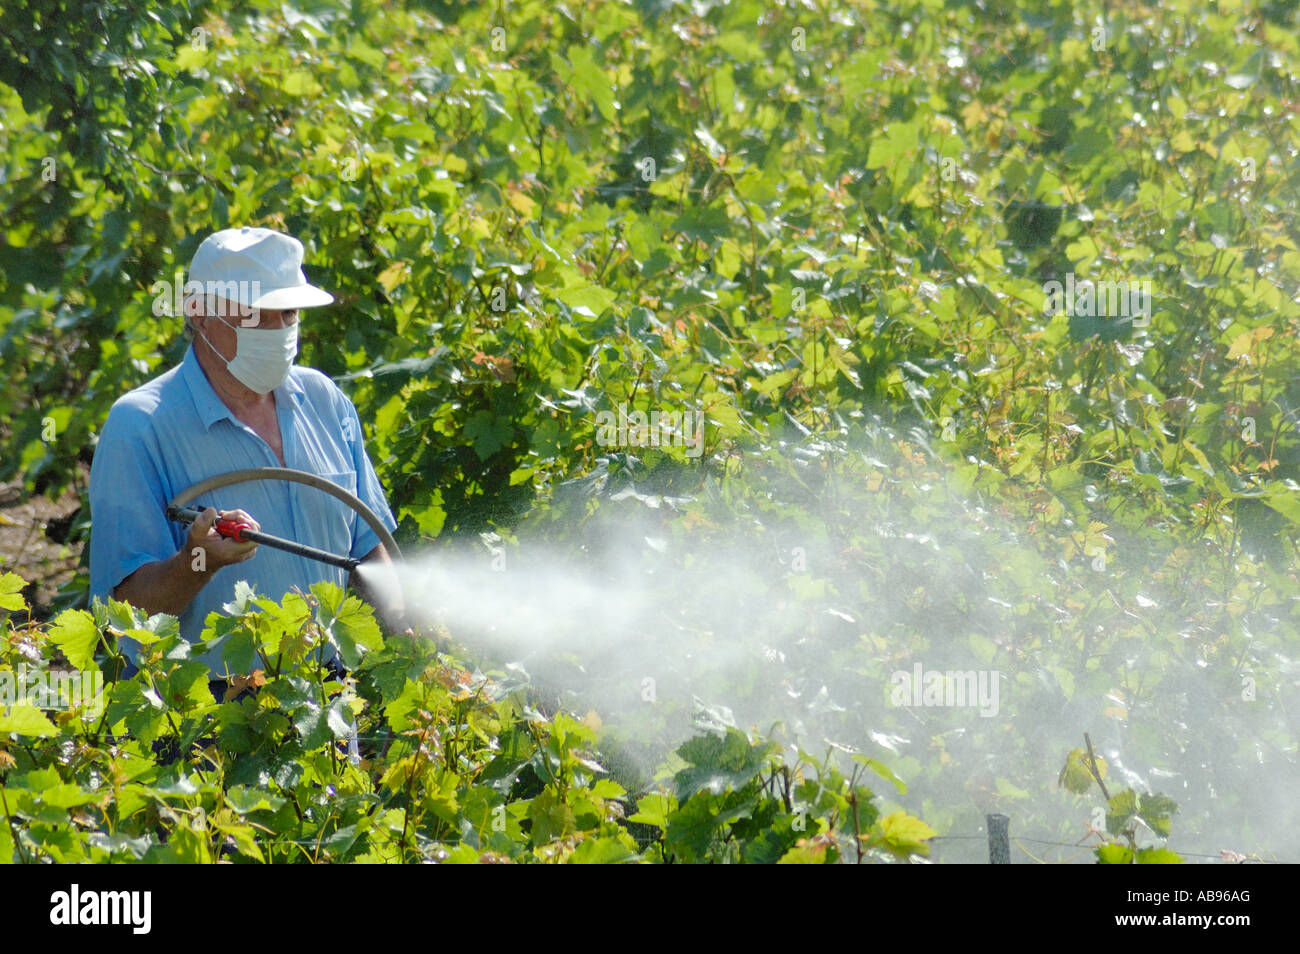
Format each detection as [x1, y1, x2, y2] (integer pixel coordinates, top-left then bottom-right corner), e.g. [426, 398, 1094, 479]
[181, 293, 221, 341]
[182, 292, 211, 342]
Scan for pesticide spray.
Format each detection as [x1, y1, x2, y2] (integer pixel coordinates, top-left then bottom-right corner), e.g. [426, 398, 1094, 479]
[357, 452, 1299, 863]
[180, 451, 1299, 862]
[369, 524, 812, 734]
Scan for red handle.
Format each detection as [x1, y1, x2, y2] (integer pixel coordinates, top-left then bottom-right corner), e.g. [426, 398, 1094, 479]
[214, 517, 252, 542]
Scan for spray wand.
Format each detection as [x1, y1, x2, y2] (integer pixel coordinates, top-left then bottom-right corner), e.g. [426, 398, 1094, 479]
[166, 504, 360, 572]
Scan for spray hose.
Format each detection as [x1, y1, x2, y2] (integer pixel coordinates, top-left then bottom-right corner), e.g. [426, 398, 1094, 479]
[165, 467, 403, 569]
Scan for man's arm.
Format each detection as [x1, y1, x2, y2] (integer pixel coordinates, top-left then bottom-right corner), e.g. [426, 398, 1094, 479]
[332, 387, 403, 630]
[90, 402, 262, 631]
[113, 507, 260, 617]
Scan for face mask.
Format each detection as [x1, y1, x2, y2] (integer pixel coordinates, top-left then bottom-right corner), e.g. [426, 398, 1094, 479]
[199, 314, 298, 394]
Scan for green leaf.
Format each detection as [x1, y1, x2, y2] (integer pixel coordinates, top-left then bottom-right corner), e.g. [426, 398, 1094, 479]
[47, 609, 100, 670]
[1136, 792, 1178, 837]
[212, 189, 229, 229]
[0, 572, 27, 611]
[1068, 311, 1134, 342]
[161, 660, 214, 711]
[1058, 748, 1105, 795]
[32, 780, 98, 810]
[0, 813, 12, 863]
[1261, 483, 1300, 526]
[220, 626, 259, 674]
[0, 704, 58, 737]
[294, 700, 332, 751]
[310, 584, 382, 669]
[438, 843, 481, 864]
[463, 411, 514, 460]
[225, 786, 287, 815]
[326, 694, 356, 739]
[528, 790, 576, 844]
[1136, 848, 1183, 864]
[568, 836, 636, 864]
[854, 755, 905, 794]
[1064, 124, 1109, 164]
[742, 817, 804, 864]
[150, 774, 202, 798]
[867, 118, 924, 168]
[875, 811, 936, 859]
[627, 792, 675, 829]
[328, 597, 384, 670]
[1106, 789, 1140, 835]
[670, 206, 730, 244]
[777, 836, 836, 864]
[673, 729, 770, 800]
[1096, 843, 1133, 864]
[663, 795, 724, 862]
[223, 581, 259, 616]
[554, 283, 617, 318]
[219, 821, 264, 862]
[566, 46, 617, 122]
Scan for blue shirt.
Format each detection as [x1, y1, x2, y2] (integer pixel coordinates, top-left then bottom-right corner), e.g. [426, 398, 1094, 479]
[88, 344, 397, 675]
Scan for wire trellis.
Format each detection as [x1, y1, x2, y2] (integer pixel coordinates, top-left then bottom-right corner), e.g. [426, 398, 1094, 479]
[930, 818, 1282, 864]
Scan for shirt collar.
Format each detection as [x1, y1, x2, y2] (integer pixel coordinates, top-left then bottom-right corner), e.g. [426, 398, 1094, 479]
[181, 342, 305, 431]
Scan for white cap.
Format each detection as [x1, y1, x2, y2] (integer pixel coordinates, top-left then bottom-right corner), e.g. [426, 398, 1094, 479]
[187, 227, 335, 310]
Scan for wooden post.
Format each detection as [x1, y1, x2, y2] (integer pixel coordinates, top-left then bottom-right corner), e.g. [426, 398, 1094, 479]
[987, 813, 1010, 864]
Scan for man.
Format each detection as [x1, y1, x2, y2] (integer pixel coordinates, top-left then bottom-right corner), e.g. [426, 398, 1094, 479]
[89, 226, 401, 686]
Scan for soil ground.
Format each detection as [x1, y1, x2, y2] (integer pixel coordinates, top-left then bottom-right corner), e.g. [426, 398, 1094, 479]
[0, 473, 86, 619]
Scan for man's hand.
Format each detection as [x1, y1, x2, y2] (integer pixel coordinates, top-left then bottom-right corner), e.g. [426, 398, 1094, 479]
[113, 507, 263, 618]
[187, 506, 260, 570]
